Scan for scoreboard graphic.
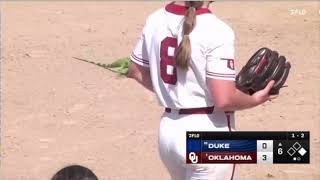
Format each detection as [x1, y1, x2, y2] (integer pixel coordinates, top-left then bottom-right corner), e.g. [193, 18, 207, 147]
[186, 131, 309, 164]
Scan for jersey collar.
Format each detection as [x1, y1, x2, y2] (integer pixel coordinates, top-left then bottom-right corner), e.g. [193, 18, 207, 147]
[165, 3, 211, 16]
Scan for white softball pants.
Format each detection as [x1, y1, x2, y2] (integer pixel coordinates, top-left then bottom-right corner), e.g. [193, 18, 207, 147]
[158, 109, 236, 180]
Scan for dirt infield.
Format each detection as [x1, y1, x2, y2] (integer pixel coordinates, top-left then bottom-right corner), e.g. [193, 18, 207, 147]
[1, 1, 319, 180]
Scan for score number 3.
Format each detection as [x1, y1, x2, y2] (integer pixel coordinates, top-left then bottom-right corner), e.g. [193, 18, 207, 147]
[160, 37, 178, 85]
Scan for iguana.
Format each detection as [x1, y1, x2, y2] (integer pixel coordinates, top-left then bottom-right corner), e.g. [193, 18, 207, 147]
[73, 57, 131, 75]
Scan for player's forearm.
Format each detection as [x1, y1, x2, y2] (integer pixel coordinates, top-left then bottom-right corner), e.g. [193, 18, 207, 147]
[127, 63, 154, 92]
[229, 89, 260, 110]
[217, 89, 260, 111]
[139, 75, 154, 92]
[208, 79, 260, 111]
[127, 70, 153, 92]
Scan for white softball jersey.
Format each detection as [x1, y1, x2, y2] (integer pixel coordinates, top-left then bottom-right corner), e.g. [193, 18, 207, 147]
[131, 3, 237, 179]
[130, 3, 236, 109]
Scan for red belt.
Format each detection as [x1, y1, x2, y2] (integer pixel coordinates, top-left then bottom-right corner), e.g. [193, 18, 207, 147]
[165, 106, 214, 114]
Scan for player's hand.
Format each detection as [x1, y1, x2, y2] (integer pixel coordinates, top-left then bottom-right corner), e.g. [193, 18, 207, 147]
[252, 80, 278, 104]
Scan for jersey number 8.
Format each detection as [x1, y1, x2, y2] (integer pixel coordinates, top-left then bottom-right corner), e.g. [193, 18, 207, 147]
[160, 37, 178, 85]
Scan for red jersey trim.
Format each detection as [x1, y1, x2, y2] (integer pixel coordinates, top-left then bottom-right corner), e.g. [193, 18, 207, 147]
[130, 54, 149, 64]
[206, 71, 235, 76]
[206, 72, 236, 78]
[130, 59, 150, 68]
[231, 164, 236, 180]
[225, 111, 236, 180]
[165, 3, 211, 16]
[221, 58, 234, 61]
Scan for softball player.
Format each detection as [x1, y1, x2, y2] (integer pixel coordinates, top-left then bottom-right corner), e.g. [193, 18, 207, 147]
[128, 1, 276, 180]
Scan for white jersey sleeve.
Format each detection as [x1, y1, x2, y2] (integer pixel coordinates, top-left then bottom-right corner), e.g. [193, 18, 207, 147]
[206, 28, 236, 81]
[130, 21, 150, 67]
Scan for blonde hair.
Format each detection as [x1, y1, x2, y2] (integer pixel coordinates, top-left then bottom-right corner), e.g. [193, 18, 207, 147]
[175, 1, 204, 70]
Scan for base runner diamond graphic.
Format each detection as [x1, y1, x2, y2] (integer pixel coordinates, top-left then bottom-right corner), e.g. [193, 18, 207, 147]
[298, 147, 307, 156]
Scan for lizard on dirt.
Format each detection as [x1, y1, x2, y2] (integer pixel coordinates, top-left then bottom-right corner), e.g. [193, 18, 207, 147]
[73, 57, 130, 75]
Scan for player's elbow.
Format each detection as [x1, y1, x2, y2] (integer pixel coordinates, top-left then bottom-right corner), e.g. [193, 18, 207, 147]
[214, 97, 234, 111]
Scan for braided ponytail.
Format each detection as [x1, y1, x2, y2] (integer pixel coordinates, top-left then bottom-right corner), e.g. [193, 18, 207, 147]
[175, 1, 204, 70]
